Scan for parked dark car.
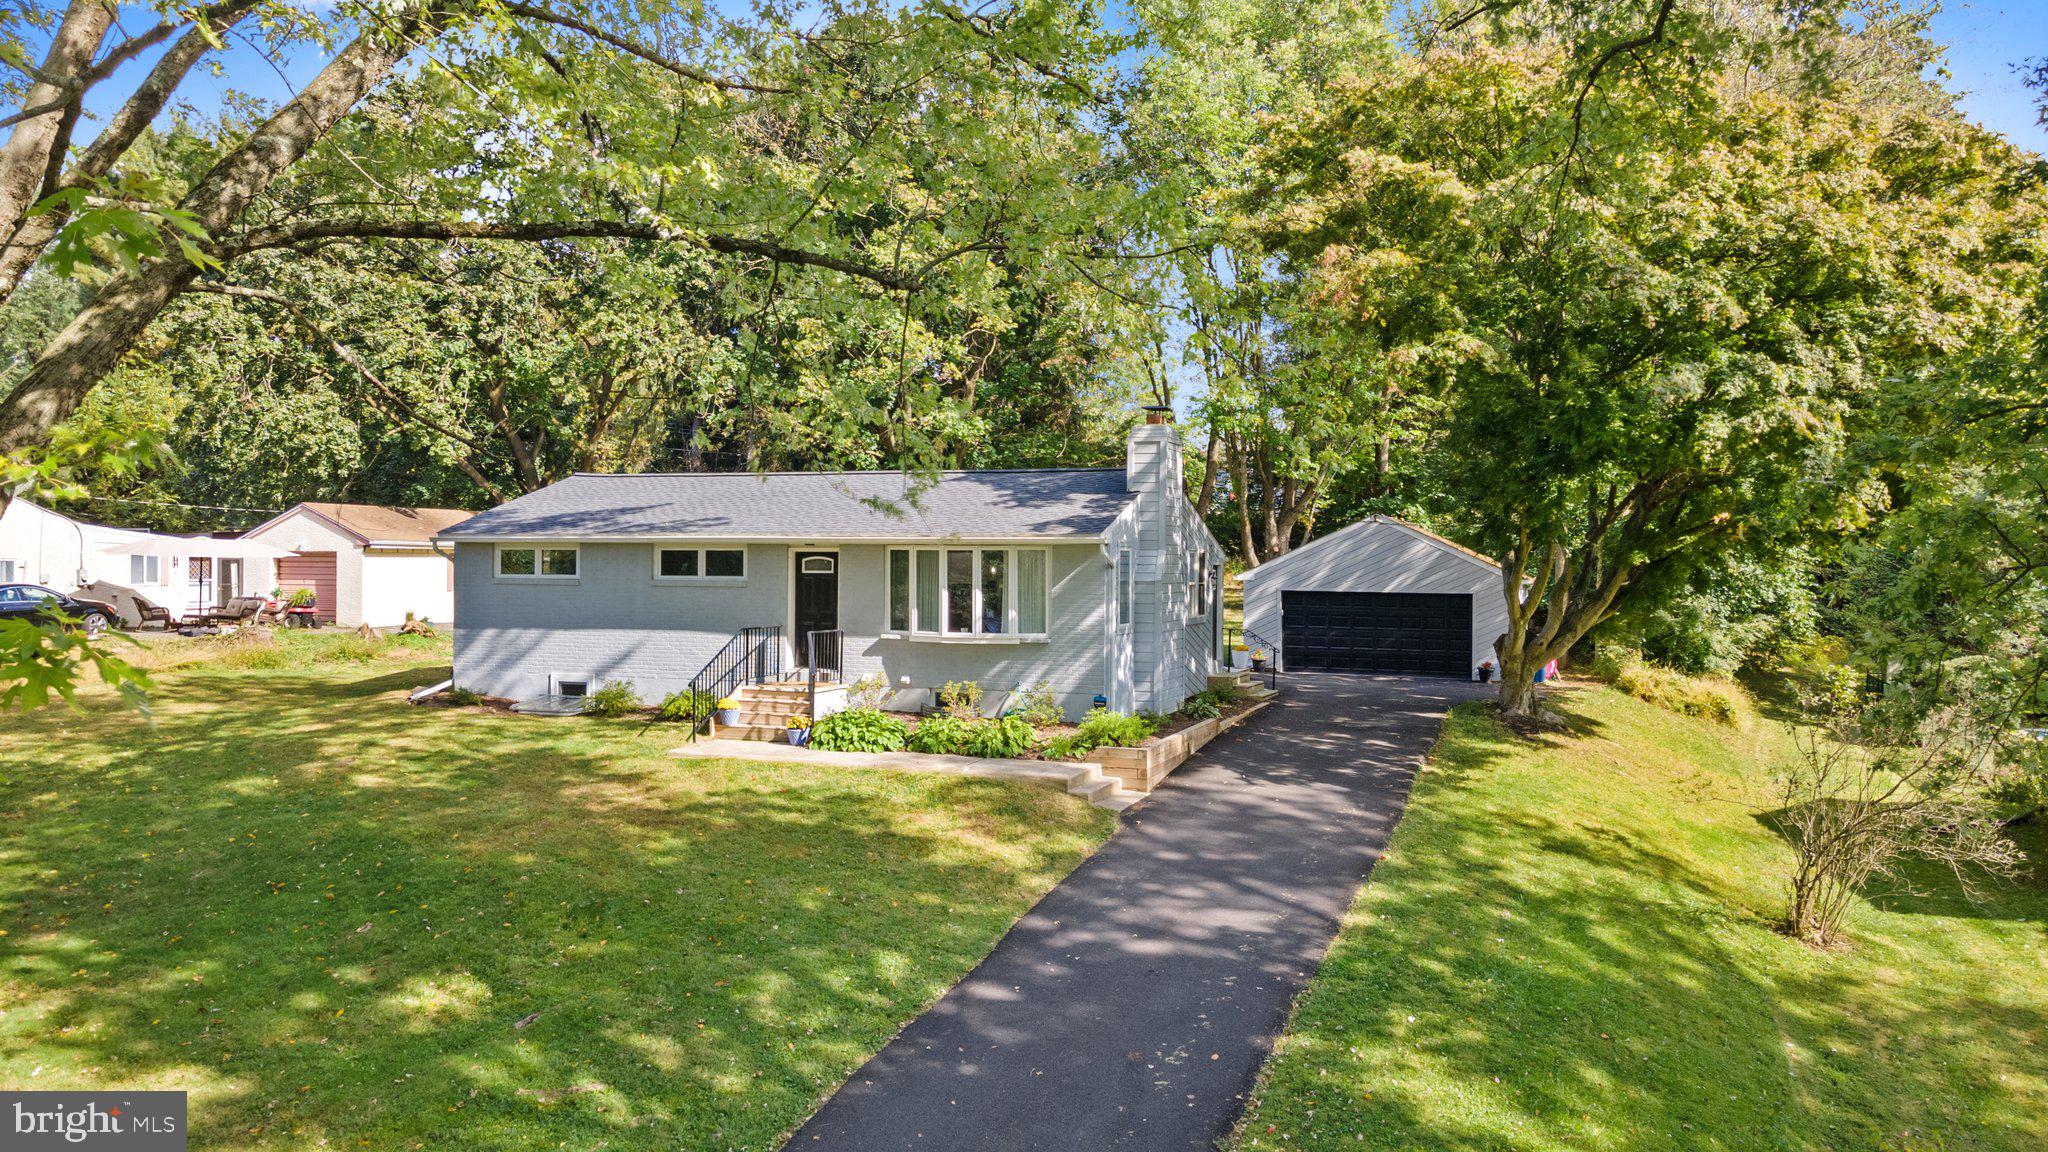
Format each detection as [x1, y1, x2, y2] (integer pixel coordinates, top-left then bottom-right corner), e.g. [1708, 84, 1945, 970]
[0, 584, 118, 635]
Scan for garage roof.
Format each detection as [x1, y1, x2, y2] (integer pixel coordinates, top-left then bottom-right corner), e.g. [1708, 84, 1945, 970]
[1239, 516, 1500, 586]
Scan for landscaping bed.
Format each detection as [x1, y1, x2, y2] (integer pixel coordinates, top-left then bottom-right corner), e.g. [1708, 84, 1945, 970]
[1, 644, 1114, 1150]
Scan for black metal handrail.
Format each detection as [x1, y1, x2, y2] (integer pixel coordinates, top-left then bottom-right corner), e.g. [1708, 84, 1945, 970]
[805, 628, 844, 721]
[1225, 624, 1279, 692]
[684, 624, 782, 741]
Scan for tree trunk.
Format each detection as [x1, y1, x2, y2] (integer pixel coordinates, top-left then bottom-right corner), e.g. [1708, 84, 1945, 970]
[0, 2, 115, 305]
[1195, 424, 1220, 515]
[0, 6, 435, 457]
[0, 3, 258, 300]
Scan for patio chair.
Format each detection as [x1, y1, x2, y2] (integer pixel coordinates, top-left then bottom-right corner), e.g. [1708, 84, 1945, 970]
[130, 594, 176, 631]
[202, 596, 264, 628]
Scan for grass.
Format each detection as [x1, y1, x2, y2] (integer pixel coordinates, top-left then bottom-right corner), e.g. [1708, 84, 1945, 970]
[1, 631, 1115, 1149]
[1231, 683, 2048, 1152]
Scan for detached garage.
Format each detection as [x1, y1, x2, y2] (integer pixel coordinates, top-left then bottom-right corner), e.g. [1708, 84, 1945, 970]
[1240, 517, 1510, 680]
[242, 503, 474, 628]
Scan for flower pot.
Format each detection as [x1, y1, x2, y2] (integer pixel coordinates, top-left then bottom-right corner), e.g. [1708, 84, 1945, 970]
[1230, 650, 1250, 670]
[788, 728, 811, 747]
[1251, 657, 1268, 672]
[715, 708, 739, 727]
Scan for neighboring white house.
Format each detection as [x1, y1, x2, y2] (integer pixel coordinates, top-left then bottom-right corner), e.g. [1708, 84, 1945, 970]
[440, 411, 1227, 719]
[1239, 516, 1511, 679]
[0, 499, 222, 618]
[241, 502, 474, 628]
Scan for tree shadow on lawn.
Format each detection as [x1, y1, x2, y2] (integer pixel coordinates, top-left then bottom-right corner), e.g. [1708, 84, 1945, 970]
[1, 666, 1107, 1151]
[1241, 698, 2048, 1151]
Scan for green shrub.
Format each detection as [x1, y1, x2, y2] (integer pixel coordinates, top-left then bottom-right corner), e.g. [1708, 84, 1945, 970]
[1040, 734, 1087, 761]
[445, 686, 486, 707]
[907, 714, 972, 755]
[809, 708, 908, 752]
[963, 714, 1036, 759]
[286, 588, 316, 609]
[939, 679, 983, 719]
[847, 673, 891, 710]
[1014, 681, 1064, 728]
[1179, 694, 1221, 721]
[1597, 648, 1751, 729]
[657, 689, 716, 724]
[1074, 708, 1157, 750]
[583, 680, 641, 718]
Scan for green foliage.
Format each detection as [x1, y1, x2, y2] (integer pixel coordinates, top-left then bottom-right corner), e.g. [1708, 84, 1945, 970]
[962, 715, 1037, 759]
[808, 708, 909, 753]
[0, 617, 150, 714]
[938, 680, 983, 720]
[444, 686, 487, 707]
[286, 588, 317, 609]
[1039, 734, 1087, 761]
[583, 680, 641, 719]
[1593, 649, 1751, 729]
[847, 674, 891, 711]
[658, 689, 717, 724]
[1178, 694, 1221, 721]
[1073, 708, 1158, 751]
[1013, 681, 1064, 728]
[907, 714, 972, 755]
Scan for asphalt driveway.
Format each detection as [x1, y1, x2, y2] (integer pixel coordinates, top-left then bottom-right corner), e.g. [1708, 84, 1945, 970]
[786, 673, 1490, 1151]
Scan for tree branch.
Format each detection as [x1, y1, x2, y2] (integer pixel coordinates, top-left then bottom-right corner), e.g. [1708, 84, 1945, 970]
[498, 2, 789, 94]
[233, 217, 920, 291]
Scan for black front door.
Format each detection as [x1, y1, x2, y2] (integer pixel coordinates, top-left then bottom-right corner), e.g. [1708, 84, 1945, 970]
[794, 551, 839, 666]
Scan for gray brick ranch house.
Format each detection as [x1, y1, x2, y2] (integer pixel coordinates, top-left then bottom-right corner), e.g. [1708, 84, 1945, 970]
[438, 414, 1225, 719]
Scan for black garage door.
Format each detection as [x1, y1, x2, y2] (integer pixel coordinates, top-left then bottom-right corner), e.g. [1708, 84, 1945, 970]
[1281, 590, 1472, 676]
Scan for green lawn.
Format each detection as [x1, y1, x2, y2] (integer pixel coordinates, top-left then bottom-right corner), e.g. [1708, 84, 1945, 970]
[1232, 684, 2048, 1152]
[0, 633, 1114, 1149]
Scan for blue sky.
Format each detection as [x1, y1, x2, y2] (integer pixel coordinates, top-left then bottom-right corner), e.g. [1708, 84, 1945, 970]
[1927, 1, 2046, 147]
[31, 2, 2048, 152]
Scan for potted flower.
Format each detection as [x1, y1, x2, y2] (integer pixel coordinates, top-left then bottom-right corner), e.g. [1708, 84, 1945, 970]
[714, 696, 741, 727]
[786, 715, 813, 747]
[1230, 643, 1251, 670]
[1250, 647, 1268, 672]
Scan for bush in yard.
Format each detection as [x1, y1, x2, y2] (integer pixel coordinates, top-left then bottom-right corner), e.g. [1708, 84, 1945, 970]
[1040, 734, 1087, 761]
[939, 679, 983, 719]
[808, 708, 908, 753]
[907, 714, 972, 754]
[1179, 694, 1221, 721]
[1075, 708, 1157, 750]
[1015, 681, 1064, 728]
[1594, 648, 1751, 728]
[445, 686, 486, 707]
[963, 715, 1037, 759]
[847, 673, 890, 710]
[583, 680, 641, 718]
[657, 689, 717, 725]
[1771, 669, 2024, 948]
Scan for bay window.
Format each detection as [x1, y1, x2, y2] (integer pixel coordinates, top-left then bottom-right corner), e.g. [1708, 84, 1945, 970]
[888, 546, 1048, 637]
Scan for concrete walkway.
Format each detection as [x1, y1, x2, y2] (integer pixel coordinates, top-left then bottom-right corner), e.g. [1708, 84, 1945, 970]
[785, 673, 1489, 1151]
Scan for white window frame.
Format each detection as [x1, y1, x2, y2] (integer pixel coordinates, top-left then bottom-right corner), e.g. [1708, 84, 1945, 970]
[495, 543, 580, 581]
[0, 559, 17, 582]
[652, 545, 748, 586]
[885, 545, 1049, 641]
[128, 554, 162, 586]
[1191, 553, 1213, 620]
[1115, 548, 1133, 633]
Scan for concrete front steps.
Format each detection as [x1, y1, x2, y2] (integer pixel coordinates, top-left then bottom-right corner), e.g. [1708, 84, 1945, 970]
[673, 738, 1141, 812]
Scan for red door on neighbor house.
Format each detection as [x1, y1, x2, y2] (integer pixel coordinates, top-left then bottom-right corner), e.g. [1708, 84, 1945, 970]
[276, 552, 339, 623]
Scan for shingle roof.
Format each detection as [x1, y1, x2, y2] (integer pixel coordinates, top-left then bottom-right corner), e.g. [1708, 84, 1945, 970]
[439, 470, 1136, 542]
[283, 503, 475, 544]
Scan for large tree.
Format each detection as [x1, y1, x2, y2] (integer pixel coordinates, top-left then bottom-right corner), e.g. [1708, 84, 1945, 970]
[0, 0, 1125, 487]
[1254, 1, 2043, 713]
